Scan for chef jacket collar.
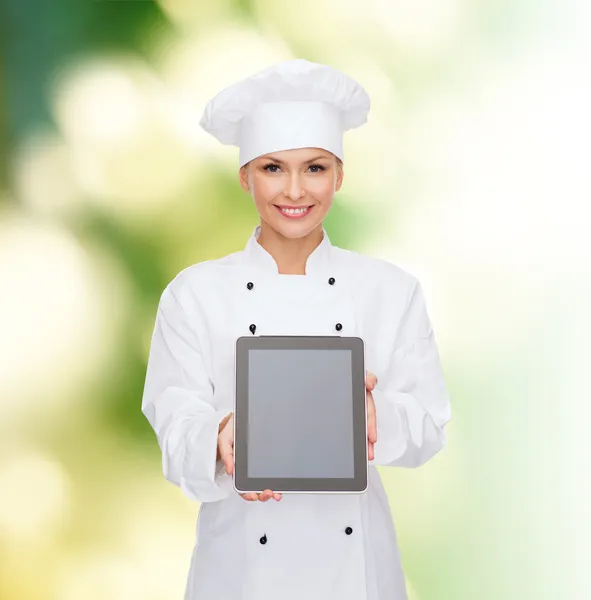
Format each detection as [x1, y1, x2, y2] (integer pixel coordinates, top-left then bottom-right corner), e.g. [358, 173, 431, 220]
[243, 224, 333, 277]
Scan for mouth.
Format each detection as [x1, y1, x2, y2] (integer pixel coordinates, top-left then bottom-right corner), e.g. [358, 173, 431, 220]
[274, 205, 314, 219]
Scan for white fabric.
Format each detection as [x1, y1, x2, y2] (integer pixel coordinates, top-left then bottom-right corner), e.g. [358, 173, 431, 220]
[141, 225, 452, 600]
[199, 58, 371, 167]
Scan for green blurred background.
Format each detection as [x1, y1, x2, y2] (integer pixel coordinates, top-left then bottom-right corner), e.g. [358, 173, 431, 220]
[1, 1, 589, 599]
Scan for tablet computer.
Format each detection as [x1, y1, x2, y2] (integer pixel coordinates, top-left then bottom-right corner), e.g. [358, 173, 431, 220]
[233, 335, 368, 494]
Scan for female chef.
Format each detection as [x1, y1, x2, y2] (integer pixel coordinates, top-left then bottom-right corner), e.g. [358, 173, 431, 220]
[141, 59, 451, 600]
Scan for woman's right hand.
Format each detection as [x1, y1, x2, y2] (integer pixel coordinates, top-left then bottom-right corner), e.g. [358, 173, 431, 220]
[217, 412, 282, 502]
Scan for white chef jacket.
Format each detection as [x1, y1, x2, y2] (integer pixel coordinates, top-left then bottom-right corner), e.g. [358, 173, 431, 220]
[141, 224, 451, 600]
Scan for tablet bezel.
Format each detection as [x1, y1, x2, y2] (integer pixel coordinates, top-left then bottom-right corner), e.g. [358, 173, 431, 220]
[233, 335, 368, 494]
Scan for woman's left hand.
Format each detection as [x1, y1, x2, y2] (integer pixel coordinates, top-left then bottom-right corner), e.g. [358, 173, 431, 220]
[365, 370, 378, 461]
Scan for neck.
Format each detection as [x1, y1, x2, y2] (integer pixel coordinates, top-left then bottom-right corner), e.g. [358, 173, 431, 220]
[257, 221, 324, 275]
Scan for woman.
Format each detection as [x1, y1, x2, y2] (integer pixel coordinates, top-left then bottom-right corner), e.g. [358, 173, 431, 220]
[141, 59, 451, 600]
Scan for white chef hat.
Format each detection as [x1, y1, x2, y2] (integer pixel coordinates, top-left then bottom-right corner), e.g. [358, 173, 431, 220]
[199, 58, 371, 168]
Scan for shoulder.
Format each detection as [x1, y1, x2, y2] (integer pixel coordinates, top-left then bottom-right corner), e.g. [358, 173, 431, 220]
[333, 245, 419, 295]
[160, 250, 243, 306]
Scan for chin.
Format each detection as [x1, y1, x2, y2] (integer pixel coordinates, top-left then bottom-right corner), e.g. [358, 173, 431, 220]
[265, 215, 319, 239]
[272, 223, 309, 238]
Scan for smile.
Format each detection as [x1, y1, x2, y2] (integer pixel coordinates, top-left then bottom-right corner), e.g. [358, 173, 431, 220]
[274, 205, 313, 219]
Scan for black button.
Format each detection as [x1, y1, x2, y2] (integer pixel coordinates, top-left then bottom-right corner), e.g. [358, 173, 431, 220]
[335, 323, 342, 331]
[328, 277, 335, 285]
[249, 323, 257, 334]
[260, 534, 267, 544]
[246, 282, 254, 290]
[345, 527, 353, 535]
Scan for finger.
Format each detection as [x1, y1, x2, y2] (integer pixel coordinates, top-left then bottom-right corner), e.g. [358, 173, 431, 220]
[219, 441, 234, 475]
[222, 450, 233, 476]
[366, 391, 377, 444]
[368, 440, 374, 461]
[242, 492, 258, 501]
[365, 370, 378, 391]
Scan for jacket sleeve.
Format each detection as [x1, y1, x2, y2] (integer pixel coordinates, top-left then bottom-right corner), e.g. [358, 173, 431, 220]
[369, 279, 451, 468]
[141, 282, 234, 503]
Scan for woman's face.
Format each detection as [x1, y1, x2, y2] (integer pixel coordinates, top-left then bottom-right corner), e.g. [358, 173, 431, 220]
[239, 147, 343, 239]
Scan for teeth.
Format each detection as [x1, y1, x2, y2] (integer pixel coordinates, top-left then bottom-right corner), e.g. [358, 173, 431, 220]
[280, 207, 308, 214]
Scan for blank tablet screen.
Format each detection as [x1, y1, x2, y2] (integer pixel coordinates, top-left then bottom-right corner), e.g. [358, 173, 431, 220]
[247, 348, 354, 479]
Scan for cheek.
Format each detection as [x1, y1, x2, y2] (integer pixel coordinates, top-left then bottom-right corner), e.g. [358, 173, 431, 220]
[310, 177, 336, 200]
[252, 177, 281, 201]
[247, 183, 262, 208]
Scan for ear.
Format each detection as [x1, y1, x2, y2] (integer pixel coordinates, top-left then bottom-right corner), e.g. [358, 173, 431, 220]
[238, 165, 250, 193]
[335, 164, 344, 192]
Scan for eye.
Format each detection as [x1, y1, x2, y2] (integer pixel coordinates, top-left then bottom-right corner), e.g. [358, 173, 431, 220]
[262, 162, 326, 173]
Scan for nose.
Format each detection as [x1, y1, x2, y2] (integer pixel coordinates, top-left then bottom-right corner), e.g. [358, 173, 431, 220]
[283, 171, 305, 202]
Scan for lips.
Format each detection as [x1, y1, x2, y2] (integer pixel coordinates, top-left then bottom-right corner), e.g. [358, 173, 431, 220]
[274, 205, 313, 209]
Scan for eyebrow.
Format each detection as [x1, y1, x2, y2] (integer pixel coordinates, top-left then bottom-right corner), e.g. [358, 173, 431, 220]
[261, 154, 330, 165]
